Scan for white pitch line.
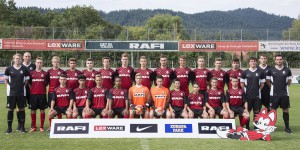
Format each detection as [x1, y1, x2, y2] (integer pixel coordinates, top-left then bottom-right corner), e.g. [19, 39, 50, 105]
[140, 138, 149, 150]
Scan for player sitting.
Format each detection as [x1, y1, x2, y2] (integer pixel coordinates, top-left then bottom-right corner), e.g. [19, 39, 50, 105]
[169, 78, 188, 118]
[187, 83, 208, 119]
[72, 75, 90, 118]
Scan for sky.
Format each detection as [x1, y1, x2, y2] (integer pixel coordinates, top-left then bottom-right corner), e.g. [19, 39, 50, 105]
[14, 0, 300, 19]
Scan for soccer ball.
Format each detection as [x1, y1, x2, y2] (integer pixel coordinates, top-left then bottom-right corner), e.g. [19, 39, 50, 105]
[135, 105, 143, 115]
[155, 107, 165, 116]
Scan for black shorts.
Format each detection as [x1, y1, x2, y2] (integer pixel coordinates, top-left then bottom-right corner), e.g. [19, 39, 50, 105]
[7, 96, 27, 109]
[261, 91, 270, 108]
[247, 98, 261, 111]
[200, 90, 207, 96]
[191, 109, 204, 118]
[91, 108, 104, 118]
[77, 106, 85, 117]
[112, 108, 126, 118]
[26, 88, 31, 105]
[230, 106, 245, 116]
[48, 92, 54, 107]
[270, 96, 290, 109]
[173, 106, 184, 118]
[213, 107, 223, 115]
[29, 94, 48, 110]
[54, 106, 68, 115]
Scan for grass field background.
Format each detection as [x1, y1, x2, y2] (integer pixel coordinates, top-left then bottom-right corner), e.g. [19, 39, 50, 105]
[0, 84, 299, 149]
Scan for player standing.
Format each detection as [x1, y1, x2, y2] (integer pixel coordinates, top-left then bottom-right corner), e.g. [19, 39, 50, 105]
[108, 76, 129, 118]
[154, 54, 175, 89]
[225, 58, 243, 89]
[98, 57, 115, 89]
[72, 75, 90, 118]
[169, 79, 188, 118]
[240, 57, 265, 129]
[258, 54, 271, 111]
[48, 74, 74, 129]
[135, 56, 155, 90]
[4, 53, 30, 134]
[266, 54, 293, 134]
[192, 56, 211, 94]
[115, 53, 135, 90]
[65, 58, 82, 90]
[187, 83, 208, 119]
[150, 75, 171, 119]
[82, 58, 98, 89]
[29, 57, 48, 132]
[128, 73, 151, 118]
[210, 58, 226, 92]
[225, 76, 249, 127]
[174, 55, 193, 95]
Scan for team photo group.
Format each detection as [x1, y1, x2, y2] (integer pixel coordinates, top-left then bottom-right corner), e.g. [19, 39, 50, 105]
[4, 52, 293, 135]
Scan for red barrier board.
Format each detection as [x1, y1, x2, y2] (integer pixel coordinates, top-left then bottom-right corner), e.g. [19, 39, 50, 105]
[179, 41, 258, 52]
[1, 39, 84, 51]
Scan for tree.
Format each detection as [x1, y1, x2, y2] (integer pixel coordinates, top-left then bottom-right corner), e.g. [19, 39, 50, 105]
[0, 0, 17, 25]
[283, 16, 300, 40]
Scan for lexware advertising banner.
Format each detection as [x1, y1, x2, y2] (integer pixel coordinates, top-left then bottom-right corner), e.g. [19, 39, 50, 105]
[179, 41, 259, 52]
[1, 39, 84, 51]
[85, 41, 178, 51]
[259, 41, 300, 51]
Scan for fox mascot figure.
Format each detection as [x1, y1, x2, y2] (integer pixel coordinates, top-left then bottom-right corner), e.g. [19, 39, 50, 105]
[217, 108, 277, 141]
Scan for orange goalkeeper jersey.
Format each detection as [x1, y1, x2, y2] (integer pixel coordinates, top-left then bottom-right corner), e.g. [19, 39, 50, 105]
[128, 85, 150, 106]
[150, 86, 170, 109]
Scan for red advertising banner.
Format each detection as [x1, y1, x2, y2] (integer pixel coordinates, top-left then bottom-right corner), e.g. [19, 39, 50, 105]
[179, 41, 258, 52]
[1, 39, 84, 51]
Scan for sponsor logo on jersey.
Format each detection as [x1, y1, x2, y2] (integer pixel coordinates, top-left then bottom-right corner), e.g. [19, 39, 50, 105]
[283, 71, 286, 74]
[54, 123, 89, 134]
[130, 124, 158, 133]
[94, 125, 125, 131]
[165, 124, 193, 133]
[198, 123, 232, 134]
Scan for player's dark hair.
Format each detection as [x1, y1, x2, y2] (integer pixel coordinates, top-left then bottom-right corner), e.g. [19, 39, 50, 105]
[231, 75, 238, 80]
[102, 57, 110, 62]
[173, 78, 181, 83]
[35, 57, 43, 61]
[78, 74, 86, 80]
[135, 73, 142, 78]
[274, 54, 283, 59]
[160, 54, 167, 59]
[232, 58, 239, 63]
[179, 55, 186, 60]
[95, 74, 102, 78]
[210, 77, 218, 82]
[249, 57, 257, 62]
[259, 54, 267, 58]
[156, 75, 163, 81]
[60, 74, 67, 78]
[86, 58, 94, 62]
[114, 76, 121, 81]
[121, 53, 129, 58]
[68, 58, 76, 62]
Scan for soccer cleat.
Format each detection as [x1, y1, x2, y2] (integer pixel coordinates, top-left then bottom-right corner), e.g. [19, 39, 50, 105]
[284, 128, 293, 134]
[16, 125, 21, 131]
[29, 128, 36, 132]
[20, 127, 26, 133]
[5, 128, 12, 134]
[40, 128, 45, 132]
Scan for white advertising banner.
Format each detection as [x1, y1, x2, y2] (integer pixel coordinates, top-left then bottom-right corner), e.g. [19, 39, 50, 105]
[0, 39, 2, 49]
[50, 119, 236, 138]
[259, 41, 300, 51]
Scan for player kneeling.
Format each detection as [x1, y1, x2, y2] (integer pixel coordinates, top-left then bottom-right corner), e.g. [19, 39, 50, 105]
[48, 74, 74, 130]
[129, 73, 151, 118]
[85, 74, 109, 118]
[169, 79, 188, 118]
[187, 83, 208, 119]
[206, 77, 229, 119]
[150, 76, 171, 119]
[108, 76, 129, 118]
[225, 76, 249, 127]
[72, 75, 90, 118]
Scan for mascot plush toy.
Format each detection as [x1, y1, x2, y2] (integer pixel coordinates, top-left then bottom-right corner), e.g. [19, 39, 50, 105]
[217, 108, 277, 141]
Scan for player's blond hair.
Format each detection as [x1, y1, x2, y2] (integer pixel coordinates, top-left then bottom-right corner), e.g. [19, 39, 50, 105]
[51, 56, 60, 62]
[214, 57, 222, 62]
[13, 53, 23, 60]
[68, 58, 76, 62]
[36, 57, 43, 61]
[197, 56, 205, 60]
[140, 56, 147, 60]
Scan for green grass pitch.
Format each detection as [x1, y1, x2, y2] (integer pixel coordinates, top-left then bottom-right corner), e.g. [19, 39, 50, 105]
[0, 84, 299, 149]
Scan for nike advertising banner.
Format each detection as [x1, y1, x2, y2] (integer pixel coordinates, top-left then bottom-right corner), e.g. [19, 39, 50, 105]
[179, 41, 259, 52]
[85, 41, 178, 51]
[50, 119, 235, 138]
[0, 39, 84, 51]
[259, 41, 300, 51]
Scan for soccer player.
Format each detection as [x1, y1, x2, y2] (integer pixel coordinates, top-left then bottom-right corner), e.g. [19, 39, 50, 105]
[241, 57, 265, 129]
[135, 56, 155, 90]
[192, 56, 211, 94]
[206, 77, 228, 119]
[154, 54, 175, 89]
[65, 58, 82, 90]
[82, 58, 98, 89]
[150, 75, 171, 119]
[4, 53, 30, 134]
[210, 58, 226, 92]
[108, 76, 129, 118]
[115, 53, 135, 90]
[98, 57, 115, 89]
[72, 74, 90, 118]
[174, 55, 193, 95]
[23, 52, 36, 104]
[225, 76, 249, 127]
[187, 83, 208, 119]
[29, 57, 48, 132]
[258, 54, 271, 111]
[169, 79, 188, 118]
[225, 58, 243, 89]
[128, 73, 151, 118]
[85, 74, 109, 118]
[266, 54, 293, 134]
[48, 74, 74, 129]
